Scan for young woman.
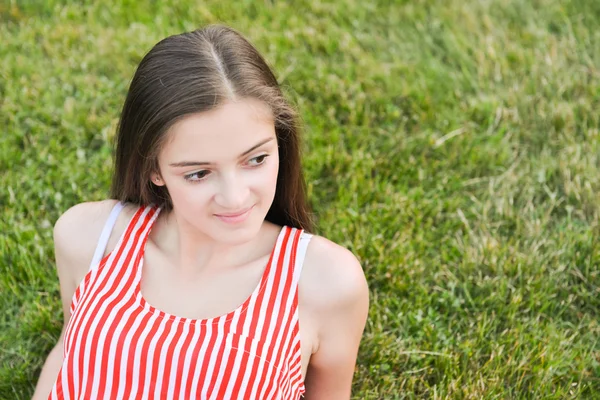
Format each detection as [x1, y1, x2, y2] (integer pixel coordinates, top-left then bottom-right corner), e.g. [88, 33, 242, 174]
[33, 25, 369, 400]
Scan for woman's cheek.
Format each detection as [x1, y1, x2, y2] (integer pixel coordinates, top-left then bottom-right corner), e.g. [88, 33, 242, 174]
[255, 163, 278, 192]
[170, 180, 208, 207]
[267, 157, 279, 181]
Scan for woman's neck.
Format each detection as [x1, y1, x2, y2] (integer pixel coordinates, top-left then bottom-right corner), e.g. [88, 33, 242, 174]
[147, 209, 280, 276]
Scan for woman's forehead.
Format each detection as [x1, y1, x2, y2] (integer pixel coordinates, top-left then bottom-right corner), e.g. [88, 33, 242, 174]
[161, 99, 276, 162]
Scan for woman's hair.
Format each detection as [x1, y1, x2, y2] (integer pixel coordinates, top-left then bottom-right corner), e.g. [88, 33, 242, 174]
[110, 24, 314, 232]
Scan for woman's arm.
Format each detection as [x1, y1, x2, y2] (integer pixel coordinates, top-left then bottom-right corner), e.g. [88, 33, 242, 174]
[301, 238, 370, 399]
[32, 201, 117, 399]
[31, 331, 65, 400]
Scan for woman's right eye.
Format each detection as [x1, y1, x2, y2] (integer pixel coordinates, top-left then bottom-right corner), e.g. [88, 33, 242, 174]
[184, 170, 210, 182]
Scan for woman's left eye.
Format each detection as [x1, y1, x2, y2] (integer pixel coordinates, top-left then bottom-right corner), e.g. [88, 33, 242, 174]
[248, 154, 269, 166]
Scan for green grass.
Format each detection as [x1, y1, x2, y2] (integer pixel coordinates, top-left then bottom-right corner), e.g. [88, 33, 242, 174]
[1, 0, 599, 398]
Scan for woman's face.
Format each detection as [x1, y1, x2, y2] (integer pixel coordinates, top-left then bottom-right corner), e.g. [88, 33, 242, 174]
[154, 98, 279, 243]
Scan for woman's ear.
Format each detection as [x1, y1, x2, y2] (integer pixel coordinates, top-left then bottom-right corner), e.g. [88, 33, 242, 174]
[151, 173, 165, 186]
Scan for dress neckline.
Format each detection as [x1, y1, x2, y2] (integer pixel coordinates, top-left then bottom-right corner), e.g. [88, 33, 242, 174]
[131, 205, 289, 325]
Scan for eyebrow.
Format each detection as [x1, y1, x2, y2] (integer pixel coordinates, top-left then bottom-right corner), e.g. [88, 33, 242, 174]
[168, 137, 275, 168]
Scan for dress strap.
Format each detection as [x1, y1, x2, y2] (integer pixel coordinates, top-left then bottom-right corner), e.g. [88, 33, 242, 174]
[89, 201, 125, 270]
[293, 230, 313, 284]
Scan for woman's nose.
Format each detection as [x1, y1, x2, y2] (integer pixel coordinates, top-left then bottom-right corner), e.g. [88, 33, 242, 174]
[214, 173, 250, 210]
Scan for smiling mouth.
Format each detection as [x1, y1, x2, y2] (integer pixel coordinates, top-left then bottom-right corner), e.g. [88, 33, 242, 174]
[214, 207, 253, 218]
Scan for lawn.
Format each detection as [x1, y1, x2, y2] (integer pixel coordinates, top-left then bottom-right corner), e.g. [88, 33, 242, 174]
[1, 0, 599, 398]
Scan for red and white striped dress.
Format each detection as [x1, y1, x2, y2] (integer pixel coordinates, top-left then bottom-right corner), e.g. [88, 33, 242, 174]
[49, 202, 312, 399]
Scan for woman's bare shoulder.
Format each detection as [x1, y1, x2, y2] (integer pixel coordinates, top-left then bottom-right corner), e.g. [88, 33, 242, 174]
[298, 234, 369, 390]
[53, 200, 137, 274]
[300, 235, 369, 312]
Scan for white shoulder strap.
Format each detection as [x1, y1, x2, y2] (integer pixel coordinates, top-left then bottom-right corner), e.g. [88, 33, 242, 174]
[293, 230, 313, 283]
[89, 201, 125, 270]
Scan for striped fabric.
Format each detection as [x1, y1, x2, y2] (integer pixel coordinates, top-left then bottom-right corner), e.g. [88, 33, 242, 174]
[50, 204, 311, 399]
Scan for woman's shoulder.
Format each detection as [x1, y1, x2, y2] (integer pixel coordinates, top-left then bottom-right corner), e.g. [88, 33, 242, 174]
[53, 199, 139, 272]
[53, 199, 138, 246]
[54, 200, 120, 249]
[300, 234, 369, 312]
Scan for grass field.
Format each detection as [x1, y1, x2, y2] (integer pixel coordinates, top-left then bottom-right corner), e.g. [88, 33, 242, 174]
[1, 0, 599, 398]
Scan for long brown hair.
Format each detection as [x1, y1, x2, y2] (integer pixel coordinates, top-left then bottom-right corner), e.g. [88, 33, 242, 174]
[110, 25, 314, 232]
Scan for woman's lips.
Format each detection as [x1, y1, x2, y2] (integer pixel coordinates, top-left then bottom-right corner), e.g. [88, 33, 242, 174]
[214, 206, 254, 224]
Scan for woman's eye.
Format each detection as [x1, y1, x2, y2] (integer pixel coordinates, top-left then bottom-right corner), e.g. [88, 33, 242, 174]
[248, 154, 269, 166]
[184, 170, 210, 181]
